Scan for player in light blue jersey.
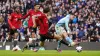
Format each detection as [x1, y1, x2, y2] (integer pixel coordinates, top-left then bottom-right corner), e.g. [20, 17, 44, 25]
[55, 12, 79, 51]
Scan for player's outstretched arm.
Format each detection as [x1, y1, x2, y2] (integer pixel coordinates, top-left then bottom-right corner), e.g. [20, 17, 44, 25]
[32, 15, 37, 28]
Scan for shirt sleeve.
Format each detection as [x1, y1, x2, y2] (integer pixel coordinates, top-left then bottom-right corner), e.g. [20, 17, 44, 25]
[8, 13, 13, 28]
[22, 10, 30, 19]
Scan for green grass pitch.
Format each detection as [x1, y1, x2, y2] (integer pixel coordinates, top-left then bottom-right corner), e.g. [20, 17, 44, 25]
[0, 50, 100, 56]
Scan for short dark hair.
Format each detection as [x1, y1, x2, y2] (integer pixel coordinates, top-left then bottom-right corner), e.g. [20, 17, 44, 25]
[34, 3, 40, 6]
[43, 7, 50, 13]
[69, 11, 74, 15]
[13, 6, 20, 10]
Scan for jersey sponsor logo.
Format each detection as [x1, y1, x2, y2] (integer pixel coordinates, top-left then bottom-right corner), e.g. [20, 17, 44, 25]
[14, 18, 18, 21]
[15, 16, 17, 17]
[33, 14, 41, 17]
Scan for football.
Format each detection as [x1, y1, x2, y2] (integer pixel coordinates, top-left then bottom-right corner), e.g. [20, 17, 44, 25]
[76, 46, 82, 52]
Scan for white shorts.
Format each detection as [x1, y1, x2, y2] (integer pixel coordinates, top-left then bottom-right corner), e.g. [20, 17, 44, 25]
[55, 25, 66, 35]
[28, 38, 37, 44]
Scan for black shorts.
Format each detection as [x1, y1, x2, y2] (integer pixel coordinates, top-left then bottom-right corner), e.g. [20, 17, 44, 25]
[29, 27, 37, 33]
[10, 29, 18, 35]
[40, 32, 54, 41]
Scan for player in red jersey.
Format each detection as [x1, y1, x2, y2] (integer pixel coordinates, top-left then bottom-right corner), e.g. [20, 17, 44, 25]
[35, 7, 70, 51]
[38, 8, 80, 52]
[8, 6, 22, 48]
[22, 6, 69, 52]
[21, 4, 43, 52]
[37, 8, 52, 50]
[22, 3, 43, 38]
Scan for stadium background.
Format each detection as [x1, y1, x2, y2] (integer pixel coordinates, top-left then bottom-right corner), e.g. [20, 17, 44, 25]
[0, 0, 100, 56]
[0, 0, 100, 50]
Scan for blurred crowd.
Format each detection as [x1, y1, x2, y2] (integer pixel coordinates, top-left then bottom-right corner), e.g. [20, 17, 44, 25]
[0, 0, 100, 42]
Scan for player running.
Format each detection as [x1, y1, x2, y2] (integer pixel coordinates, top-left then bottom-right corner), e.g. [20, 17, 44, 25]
[21, 3, 43, 52]
[22, 3, 43, 39]
[8, 6, 22, 48]
[55, 12, 79, 51]
[22, 7, 69, 52]
[34, 7, 69, 51]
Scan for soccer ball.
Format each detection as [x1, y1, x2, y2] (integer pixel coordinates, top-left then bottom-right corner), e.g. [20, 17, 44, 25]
[12, 47, 18, 51]
[76, 46, 82, 52]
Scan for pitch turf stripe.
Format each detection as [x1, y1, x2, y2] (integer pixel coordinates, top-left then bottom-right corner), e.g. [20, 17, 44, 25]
[0, 53, 75, 54]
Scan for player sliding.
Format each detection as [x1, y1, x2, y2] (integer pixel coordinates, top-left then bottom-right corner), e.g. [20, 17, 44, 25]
[55, 11, 79, 51]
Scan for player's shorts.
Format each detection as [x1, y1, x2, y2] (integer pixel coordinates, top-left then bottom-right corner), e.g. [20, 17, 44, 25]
[40, 32, 54, 42]
[28, 38, 38, 47]
[29, 38, 37, 42]
[10, 29, 18, 35]
[29, 27, 37, 33]
[55, 25, 66, 35]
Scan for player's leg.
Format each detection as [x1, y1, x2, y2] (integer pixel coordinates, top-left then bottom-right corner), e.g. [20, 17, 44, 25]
[22, 38, 32, 52]
[31, 28, 39, 51]
[39, 34, 46, 50]
[22, 28, 38, 52]
[22, 38, 39, 52]
[21, 28, 32, 52]
[53, 33, 69, 45]
[39, 32, 59, 50]
[10, 29, 19, 50]
[9, 29, 18, 48]
[49, 26, 70, 48]
[55, 25, 77, 50]
[43, 32, 69, 52]
[62, 31, 79, 46]
[55, 26, 64, 51]
[13, 30, 19, 47]
[53, 33, 70, 52]
[27, 27, 37, 49]
[56, 25, 77, 46]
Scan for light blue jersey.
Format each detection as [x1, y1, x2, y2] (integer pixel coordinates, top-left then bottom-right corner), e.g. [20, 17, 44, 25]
[56, 14, 76, 47]
[56, 14, 71, 33]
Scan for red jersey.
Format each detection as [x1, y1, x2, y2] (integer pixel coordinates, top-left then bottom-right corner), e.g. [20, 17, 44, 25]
[22, 9, 43, 28]
[8, 12, 22, 29]
[38, 14, 49, 34]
